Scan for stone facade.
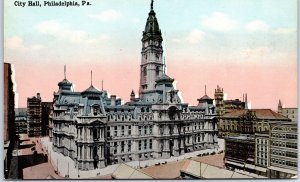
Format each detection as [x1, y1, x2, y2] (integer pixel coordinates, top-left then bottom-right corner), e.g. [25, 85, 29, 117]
[268, 122, 297, 178]
[51, 2, 218, 171]
[218, 109, 290, 138]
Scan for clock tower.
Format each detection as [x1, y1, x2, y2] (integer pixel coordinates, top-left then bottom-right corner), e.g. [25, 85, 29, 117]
[139, 0, 164, 100]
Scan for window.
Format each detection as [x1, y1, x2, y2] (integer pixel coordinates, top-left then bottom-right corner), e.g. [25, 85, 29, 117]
[121, 126, 125, 136]
[139, 126, 142, 135]
[121, 141, 124, 152]
[149, 126, 153, 134]
[128, 126, 131, 136]
[114, 142, 118, 154]
[114, 126, 118, 136]
[103, 127, 109, 138]
[149, 139, 152, 149]
[139, 141, 142, 150]
[156, 66, 160, 76]
[144, 140, 147, 150]
[145, 126, 148, 135]
[143, 67, 147, 76]
[128, 141, 131, 152]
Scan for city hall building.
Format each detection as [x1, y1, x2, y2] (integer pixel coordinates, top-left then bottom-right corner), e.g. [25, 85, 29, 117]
[51, 1, 218, 170]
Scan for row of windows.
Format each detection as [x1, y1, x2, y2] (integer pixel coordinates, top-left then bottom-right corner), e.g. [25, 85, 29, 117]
[273, 141, 298, 149]
[113, 141, 132, 154]
[272, 158, 297, 167]
[143, 66, 160, 76]
[138, 139, 153, 151]
[257, 158, 267, 166]
[108, 125, 131, 137]
[271, 133, 297, 139]
[138, 125, 153, 135]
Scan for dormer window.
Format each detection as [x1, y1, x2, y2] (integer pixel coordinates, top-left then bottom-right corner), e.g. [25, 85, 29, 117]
[93, 105, 100, 116]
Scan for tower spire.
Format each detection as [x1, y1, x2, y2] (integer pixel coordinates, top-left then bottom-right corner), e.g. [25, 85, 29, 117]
[64, 65, 66, 79]
[205, 85, 207, 95]
[91, 70, 93, 86]
[102, 80, 103, 91]
[151, 0, 154, 10]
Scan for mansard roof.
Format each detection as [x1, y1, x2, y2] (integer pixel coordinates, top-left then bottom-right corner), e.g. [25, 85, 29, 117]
[223, 109, 290, 120]
[58, 78, 72, 86]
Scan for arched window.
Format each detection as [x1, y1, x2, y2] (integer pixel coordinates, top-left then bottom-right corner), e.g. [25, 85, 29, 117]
[143, 67, 147, 76]
[156, 66, 160, 76]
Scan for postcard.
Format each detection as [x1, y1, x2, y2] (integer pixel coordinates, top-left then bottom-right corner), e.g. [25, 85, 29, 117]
[3, 0, 298, 180]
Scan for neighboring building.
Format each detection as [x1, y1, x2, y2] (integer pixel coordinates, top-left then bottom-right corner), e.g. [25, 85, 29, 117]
[278, 100, 298, 122]
[218, 109, 290, 138]
[268, 122, 297, 178]
[41, 102, 53, 136]
[4, 63, 15, 142]
[214, 85, 247, 116]
[52, 1, 218, 171]
[224, 135, 255, 173]
[27, 93, 42, 137]
[15, 108, 27, 134]
[4, 63, 16, 178]
[254, 132, 269, 176]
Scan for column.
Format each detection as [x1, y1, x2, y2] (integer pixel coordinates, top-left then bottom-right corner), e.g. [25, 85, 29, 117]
[83, 127, 85, 141]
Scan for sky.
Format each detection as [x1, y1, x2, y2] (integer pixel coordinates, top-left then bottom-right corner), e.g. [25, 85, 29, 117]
[4, 0, 298, 110]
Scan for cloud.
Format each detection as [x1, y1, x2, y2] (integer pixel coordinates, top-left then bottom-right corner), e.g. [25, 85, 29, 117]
[5, 36, 44, 51]
[172, 29, 205, 44]
[273, 28, 296, 34]
[89, 9, 121, 22]
[240, 47, 270, 59]
[246, 20, 269, 32]
[5, 36, 23, 49]
[186, 29, 205, 44]
[201, 12, 238, 32]
[36, 20, 110, 44]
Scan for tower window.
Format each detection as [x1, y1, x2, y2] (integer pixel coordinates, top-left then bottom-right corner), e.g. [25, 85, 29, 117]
[143, 67, 147, 76]
[156, 66, 159, 76]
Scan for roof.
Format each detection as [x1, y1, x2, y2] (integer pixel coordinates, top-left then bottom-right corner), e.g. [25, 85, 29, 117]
[141, 159, 188, 179]
[222, 109, 289, 120]
[156, 74, 174, 83]
[112, 163, 153, 179]
[82, 85, 102, 94]
[58, 78, 72, 86]
[199, 95, 213, 100]
[143, 2, 162, 41]
[181, 160, 253, 179]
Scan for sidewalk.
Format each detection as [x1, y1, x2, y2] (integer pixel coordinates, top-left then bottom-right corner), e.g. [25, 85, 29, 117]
[41, 137, 225, 179]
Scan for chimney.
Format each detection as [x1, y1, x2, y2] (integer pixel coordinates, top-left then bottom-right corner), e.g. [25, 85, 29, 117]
[37, 93, 41, 99]
[111, 95, 116, 106]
